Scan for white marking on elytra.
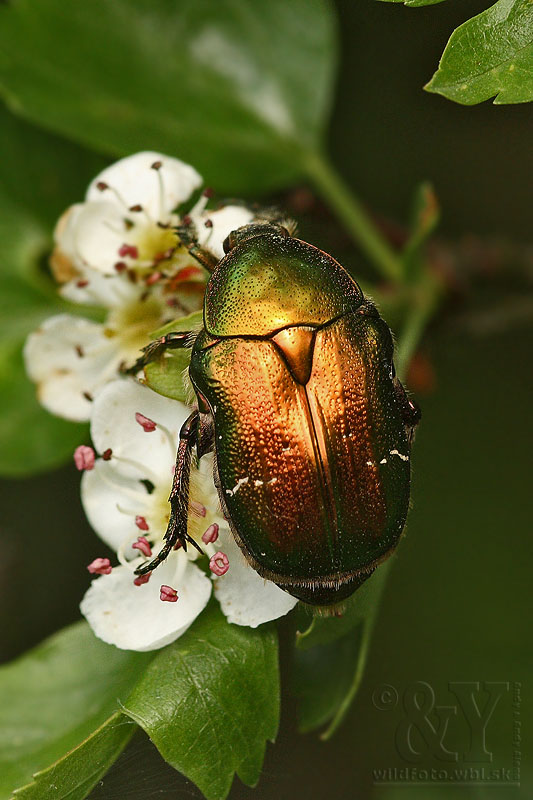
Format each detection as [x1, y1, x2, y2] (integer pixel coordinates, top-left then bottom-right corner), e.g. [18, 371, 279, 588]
[267, 477, 277, 485]
[218, 435, 222, 440]
[390, 449, 409, 462]
[254, 479, 263, 487]
[366, 460, 374, 467]
[225, 477, 249, 496]
[380, 458, 387, 465]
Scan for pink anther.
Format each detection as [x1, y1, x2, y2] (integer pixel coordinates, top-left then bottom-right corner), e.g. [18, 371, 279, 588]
[160, 584, 178, 602]
[87, 557, 112, 575]
[202, 523, 219, 544]
[133, 572, 151, 586]
[209, 551, 229, 576]
[118, 244, 139, 259]
[135, 412, 157, 432]
[74, 445, 95, 471]
[132, 536, 152, 557]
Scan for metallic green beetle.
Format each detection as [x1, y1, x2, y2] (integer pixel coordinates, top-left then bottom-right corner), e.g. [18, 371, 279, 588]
[131, 222, 420, 605]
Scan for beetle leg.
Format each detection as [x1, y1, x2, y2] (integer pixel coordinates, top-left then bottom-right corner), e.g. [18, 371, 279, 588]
[393, 378, 421, 443]
[177, 219, 219, 273]
[196, 412, 215, 459]
[134, 411, 203, 576]
[123, 331, 192, 375]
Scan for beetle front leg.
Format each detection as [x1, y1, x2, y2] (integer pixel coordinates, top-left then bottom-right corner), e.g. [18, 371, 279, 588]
[177, 220, 219, 273]
[123, 330, 192, 375]
[134, 410, 203, 576]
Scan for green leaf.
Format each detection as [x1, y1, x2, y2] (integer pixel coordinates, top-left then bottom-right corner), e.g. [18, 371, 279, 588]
[144, 310, 203, 401]
[122, 602, 279, 800]
[0, 104, 106, 290]
[0, 344, 88, 477]
[0, 103, 106, 232]
[0, 0, 337, 195]
[293, 624, 364, 733]
[0, 622, 152, 799]
[145, 351, 192, 403]
[0, 204, 49, 284]
[293, 562, 391, 737]
[377, 0, 446, 6]
[0, 278, 65, 345]
[425, 0, 533, 105]
[13, 713, 135, 800]
[150, 310, 204, 339]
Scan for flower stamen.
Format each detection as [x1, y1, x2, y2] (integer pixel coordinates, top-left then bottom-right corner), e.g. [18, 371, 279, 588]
[132, 536, 152, 557]
[133, 572, 151, 586]
[209, 551, 230, 576]
[135, 412, 157, 432]
[118, 244, 139, 260]
[202, 523, 219, 544]
[87, 557, 112, 575]
[74, 445, 95, 471]
[160, 584, 178, 602]
[96, 180, 131, 212]
[190, 500, 206, 518]
[151, 161, 168, 224]
[135, 515, 149, 531]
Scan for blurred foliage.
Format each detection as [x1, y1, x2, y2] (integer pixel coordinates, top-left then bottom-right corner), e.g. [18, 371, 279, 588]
[379, 0, 446, 6]
[293, 563, 390, 737]
[0, 107, 106, 474]
[0, 0, 336, 195]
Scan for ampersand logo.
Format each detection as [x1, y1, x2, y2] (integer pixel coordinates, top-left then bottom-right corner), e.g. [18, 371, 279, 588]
[394, 681, 458, 762]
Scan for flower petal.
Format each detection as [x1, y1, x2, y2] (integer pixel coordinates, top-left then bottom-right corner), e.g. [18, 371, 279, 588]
[86, 152, 202, 219]
[50, 204, 86, 280]
[60, 268, 141, 309]
[70, 201, 130, 275]
[195, 205, 253, 261]
[81, 462, 154, 553]
[24, 314, 120, 421]
[213, 528, 298, 627]
[89, 379, 189, 481]
[80, 556, 212, 651]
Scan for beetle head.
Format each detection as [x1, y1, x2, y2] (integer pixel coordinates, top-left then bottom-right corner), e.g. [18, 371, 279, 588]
[222, 222, 290, 255]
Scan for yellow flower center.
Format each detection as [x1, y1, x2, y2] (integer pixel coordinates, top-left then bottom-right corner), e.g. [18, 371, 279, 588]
[133, 223, 179, 264]
[149, 463, 221, 558]
[105, 296, 166, 360]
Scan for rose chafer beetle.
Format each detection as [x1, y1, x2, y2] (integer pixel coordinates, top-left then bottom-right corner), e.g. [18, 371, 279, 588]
[130, 220, 420, 605]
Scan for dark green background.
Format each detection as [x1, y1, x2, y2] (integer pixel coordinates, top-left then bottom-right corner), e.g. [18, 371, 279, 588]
[0, 1, 531, 798]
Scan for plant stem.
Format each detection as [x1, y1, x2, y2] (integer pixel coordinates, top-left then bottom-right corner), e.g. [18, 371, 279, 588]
[303, 150, 403, 283]
[396, 282, 441, 382]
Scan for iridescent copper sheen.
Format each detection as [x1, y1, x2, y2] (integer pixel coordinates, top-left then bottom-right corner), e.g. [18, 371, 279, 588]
[189, 234, 414, 604]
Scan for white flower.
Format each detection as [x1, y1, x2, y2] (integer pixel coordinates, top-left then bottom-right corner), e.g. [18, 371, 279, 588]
[57, 151, 202, 276]
[79, 379, 297, 651]
[24, 285, 168, 422]
[51, 151, 252, 277]
[193, 203, 253, 261]
[24, 151, 253, 421]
